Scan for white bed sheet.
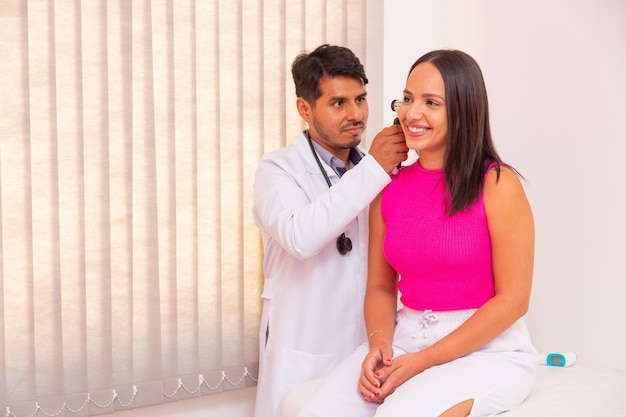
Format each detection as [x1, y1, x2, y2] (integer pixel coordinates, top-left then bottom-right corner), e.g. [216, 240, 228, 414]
[280, 363, 626, 416]
[501, 363, 626, 416]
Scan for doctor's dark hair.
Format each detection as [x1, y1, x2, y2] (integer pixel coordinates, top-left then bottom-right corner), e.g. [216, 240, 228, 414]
[292, 44, 368, 105]
[409, 49, 515, 216]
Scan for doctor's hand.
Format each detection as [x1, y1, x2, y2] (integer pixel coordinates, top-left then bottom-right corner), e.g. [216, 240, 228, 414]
[357, 339, 394, 403]
[368, 124, 408, 174]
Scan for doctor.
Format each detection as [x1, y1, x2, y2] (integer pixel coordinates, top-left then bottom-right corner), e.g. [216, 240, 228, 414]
[252, 44, 408, 417]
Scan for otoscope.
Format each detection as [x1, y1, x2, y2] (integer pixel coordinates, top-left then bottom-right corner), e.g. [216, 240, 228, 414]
[391, 99, 401, 125]
[391, 99, 402, 173]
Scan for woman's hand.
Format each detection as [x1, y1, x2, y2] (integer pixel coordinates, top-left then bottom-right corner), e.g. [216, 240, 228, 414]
[358, 350, 426, 403]
[358, 338, 394, 403]
[376, 352, 426, 400]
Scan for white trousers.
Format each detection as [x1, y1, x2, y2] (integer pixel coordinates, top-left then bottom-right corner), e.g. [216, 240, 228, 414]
[294, 308, 538, 417]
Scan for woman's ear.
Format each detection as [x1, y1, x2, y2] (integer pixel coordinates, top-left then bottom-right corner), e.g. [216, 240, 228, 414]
[296, 97, 313, 123]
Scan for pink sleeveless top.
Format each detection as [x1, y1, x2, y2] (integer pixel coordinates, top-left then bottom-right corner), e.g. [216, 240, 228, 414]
[381, 161, 495, 311]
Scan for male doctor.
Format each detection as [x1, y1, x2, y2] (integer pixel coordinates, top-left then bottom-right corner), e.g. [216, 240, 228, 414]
[252, 44, 408, 417]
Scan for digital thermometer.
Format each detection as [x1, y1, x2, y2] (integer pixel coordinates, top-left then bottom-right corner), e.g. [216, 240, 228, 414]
[539, 352, 577, 367]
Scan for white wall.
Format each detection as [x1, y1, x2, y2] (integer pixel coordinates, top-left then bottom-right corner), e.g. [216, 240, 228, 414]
[382, 0, 626, 371]
[121, 1, 626, 416]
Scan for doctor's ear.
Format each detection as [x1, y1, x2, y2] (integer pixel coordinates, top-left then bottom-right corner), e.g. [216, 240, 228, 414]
[296, 97, 314, 122]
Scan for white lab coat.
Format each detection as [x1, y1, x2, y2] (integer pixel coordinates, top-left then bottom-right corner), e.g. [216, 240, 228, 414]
[252, 132, 391, 417]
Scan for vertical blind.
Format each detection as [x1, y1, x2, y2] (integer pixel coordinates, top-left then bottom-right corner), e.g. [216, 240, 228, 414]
[0, 0, 374, 416]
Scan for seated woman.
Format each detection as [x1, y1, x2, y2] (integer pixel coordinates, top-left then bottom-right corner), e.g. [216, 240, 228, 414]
[293, 49, 538, 417]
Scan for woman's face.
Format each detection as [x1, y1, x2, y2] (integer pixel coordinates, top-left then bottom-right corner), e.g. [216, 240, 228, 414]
[397, 62, 448, 167]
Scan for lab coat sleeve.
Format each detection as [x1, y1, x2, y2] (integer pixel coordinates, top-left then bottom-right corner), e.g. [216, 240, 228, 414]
[252, 152, 391, 260]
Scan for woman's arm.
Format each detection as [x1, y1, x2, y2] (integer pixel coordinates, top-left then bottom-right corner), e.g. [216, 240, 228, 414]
[373, 166, 535, 398]
[357, 191, 400, 401]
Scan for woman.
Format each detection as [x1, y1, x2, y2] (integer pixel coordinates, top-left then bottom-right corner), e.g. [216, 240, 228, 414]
[295, 49, 538, 417]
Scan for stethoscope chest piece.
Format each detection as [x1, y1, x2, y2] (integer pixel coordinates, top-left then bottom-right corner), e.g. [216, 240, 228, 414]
[306, 132, 353, 256]
[336, 233, 352, 255]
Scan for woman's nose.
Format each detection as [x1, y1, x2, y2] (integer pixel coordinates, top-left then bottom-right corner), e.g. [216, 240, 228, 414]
[406, 102, 424, 120]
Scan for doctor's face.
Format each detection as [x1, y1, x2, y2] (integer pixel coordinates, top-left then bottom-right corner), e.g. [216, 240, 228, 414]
[299, 75, 368, 156]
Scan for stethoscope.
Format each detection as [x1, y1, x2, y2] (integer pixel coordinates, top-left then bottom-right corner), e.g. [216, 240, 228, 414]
[306, 132, 353, 255]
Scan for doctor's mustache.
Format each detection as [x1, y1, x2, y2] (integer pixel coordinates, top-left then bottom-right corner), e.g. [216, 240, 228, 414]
[341, 121, 365, 130]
